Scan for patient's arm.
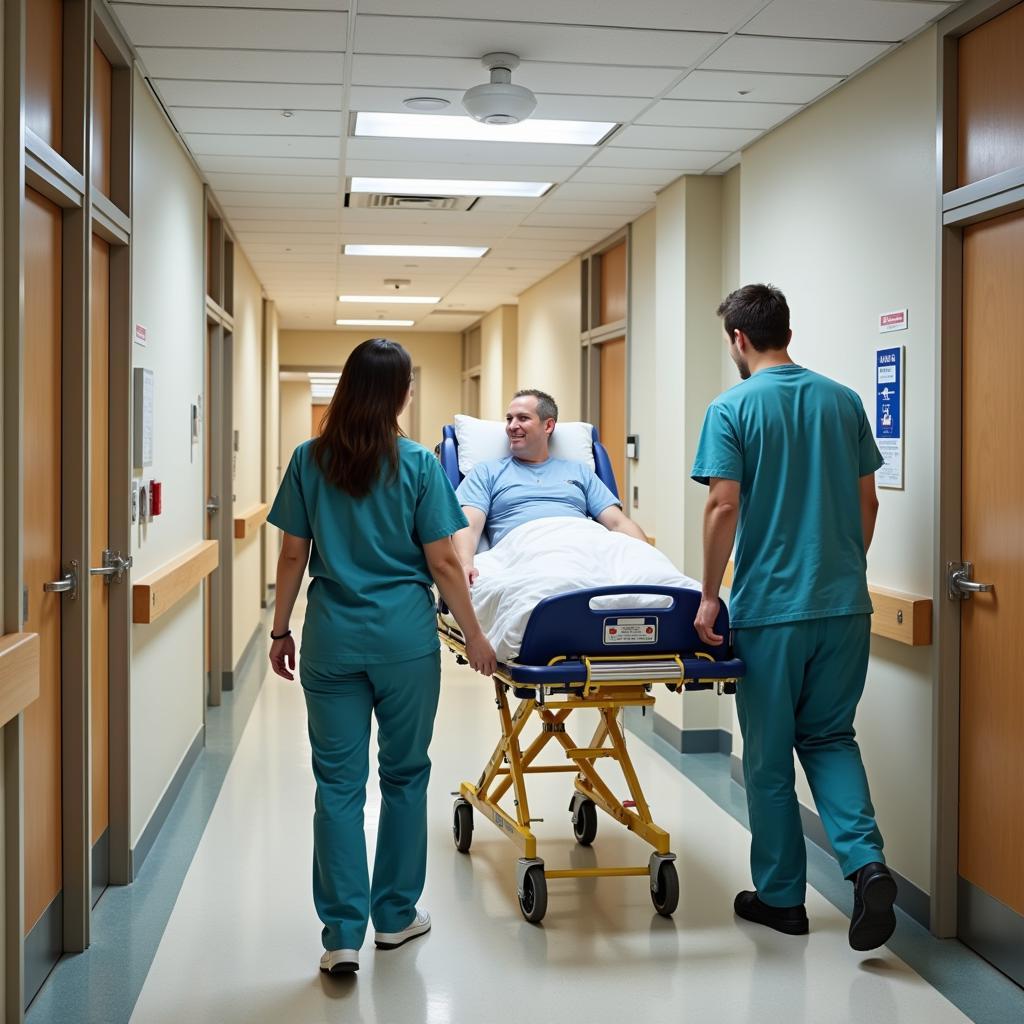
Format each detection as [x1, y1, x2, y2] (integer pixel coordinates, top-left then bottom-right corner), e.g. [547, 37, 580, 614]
[695, 477, 740, 646]
[596, 504, 649, 543]
[453, 506, 487, 585]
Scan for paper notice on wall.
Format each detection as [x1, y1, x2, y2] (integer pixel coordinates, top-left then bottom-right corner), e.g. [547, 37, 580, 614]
[875, 347, 903, 489]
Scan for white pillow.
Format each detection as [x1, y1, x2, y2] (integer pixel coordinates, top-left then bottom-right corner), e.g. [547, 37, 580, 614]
[453, 414, 597, 477]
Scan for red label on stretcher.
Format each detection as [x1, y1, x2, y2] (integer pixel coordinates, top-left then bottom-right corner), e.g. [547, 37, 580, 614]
[603, 616, 658, 645]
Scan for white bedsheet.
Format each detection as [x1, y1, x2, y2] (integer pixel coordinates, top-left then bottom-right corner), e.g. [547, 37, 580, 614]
[462, 517, 699, 662]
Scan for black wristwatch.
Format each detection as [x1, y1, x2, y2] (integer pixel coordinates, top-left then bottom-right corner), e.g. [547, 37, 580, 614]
[270, 628, 292, 641]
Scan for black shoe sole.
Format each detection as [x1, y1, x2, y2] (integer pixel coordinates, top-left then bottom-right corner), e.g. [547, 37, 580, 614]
[849, 873, 898, 951]
[321, 962, 358, 975]
[734, 906, 809, 935]
[374, 926, 430, 950]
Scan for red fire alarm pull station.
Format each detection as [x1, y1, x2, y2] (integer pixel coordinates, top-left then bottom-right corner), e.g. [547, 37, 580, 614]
[149, 480, 163, 516]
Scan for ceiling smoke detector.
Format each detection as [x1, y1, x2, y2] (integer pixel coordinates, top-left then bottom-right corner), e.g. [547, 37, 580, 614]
[462, 53, 536, 126]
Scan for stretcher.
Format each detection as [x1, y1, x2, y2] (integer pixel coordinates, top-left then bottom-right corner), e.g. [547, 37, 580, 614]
[437, 423, 745, 923]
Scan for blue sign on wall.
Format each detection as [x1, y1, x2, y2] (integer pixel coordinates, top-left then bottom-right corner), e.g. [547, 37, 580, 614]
[875, 346, 904, 489]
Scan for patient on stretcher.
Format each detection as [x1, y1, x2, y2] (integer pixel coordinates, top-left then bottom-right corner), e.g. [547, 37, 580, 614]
[451, 390, 698, 661]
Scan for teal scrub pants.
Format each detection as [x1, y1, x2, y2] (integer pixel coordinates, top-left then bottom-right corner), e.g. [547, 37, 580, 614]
[300, 649, 441, 951]
[733, 614, 884, 908]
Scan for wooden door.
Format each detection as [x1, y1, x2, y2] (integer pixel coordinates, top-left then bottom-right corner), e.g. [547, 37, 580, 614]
[205, 327, 213, 682]
[23, 189, 64, 936]
[90, 235, 110, 879]
[959, 207, 1024, 974]
[312, 404, 329, 437]
[599, 337, 626, 494]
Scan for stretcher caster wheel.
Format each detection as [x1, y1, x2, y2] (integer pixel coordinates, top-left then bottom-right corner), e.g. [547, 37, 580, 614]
[571, 798, 598, 846]
[651, 860, 679, 917]
[452, 799, 473, 854]
[518, 864, 548, 924]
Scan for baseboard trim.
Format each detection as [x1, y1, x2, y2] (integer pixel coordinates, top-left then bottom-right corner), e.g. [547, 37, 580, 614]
[24, 891, 62, 1009]
[653, 711, 732, 755]
[958, 876, 1024, 988]
[91, 828, 110, 908]
[222, 621, 262, 693]
[729, 753, 930, 928]
[130, 726, 205, 880]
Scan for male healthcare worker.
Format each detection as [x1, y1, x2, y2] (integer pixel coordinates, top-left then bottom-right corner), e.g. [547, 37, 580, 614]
[691, 284, 898, 952]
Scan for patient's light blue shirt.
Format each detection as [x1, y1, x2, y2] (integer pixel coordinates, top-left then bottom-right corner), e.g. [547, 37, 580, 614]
[691, 364, 884, 630]
[456, 456, 619, 548]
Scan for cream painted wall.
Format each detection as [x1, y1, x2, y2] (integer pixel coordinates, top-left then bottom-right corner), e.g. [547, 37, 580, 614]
[231, 247, 265, 665]
[129, 71, 206, 845]
[478, 305, 518, 420]
[517, 260, 582, 419]
[737, 29, 938, 891]
[263, 302, 280, 603]
[629, 210, 657, 535]
[279, 381, 313, 480]
[279, 330, 461, 450]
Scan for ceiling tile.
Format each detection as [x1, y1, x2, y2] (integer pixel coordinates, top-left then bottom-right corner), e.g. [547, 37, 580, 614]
[154, 80, 343, 111]
[637, 98, 800, 130]
[471, 197, 546, 214]
[343, 159, 573, 183]
[224, 206, 340, 222]
[708, 152, 742, 173]
[743, 0, 952, 43]
[186, 134, 341, 159]
[199, 155, 339, 177]
[111, 5, 347, 50]
[223, 218, 338, 235]
[510, 226, 610, 242]
[341, 208, 525, 228]
[207, 172, 339, 194]
[570, 166, 684, 186]
[351, 54, 681, 97]
[137, 47, 345, 85]
[547, 182, 657, 203]
[214, 191, 339, 208]
[668, 69, 841, 104]
[523, 213, 630, 229]
[345, 136, 597, 167]
[123, 1, 346, 8]
[610, 124, 761, 151]
[354, 17, 717, 68]
[701, 35, 890, 76]
[172, 107, 342, 136]
[538, 198, 651, 215]
[588, 146, 729, 170]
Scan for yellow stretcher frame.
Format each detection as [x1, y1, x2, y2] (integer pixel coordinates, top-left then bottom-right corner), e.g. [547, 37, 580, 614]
[440, 624, 742, 924]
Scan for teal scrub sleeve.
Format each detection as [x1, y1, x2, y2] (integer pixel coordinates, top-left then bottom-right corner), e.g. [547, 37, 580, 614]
[416, 457, 471, 544]
[856, 401, 885, 476]
[691, 402, 743, 486]
[454, 463, 493, 516]
[582, 465, 621, 517]
[268, 447, 312, 539]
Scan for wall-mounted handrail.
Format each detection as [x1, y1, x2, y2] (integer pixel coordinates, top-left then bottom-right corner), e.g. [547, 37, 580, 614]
[132, 540, 219, 624]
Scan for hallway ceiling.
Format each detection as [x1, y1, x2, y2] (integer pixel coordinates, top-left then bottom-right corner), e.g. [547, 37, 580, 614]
[109, 0, 958, 333]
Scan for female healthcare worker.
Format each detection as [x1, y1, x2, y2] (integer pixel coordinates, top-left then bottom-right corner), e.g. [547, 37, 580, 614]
[267, 338, 496, 976]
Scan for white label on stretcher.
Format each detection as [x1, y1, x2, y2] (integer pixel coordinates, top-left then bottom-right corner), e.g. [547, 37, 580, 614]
[603, 616, 658, 645]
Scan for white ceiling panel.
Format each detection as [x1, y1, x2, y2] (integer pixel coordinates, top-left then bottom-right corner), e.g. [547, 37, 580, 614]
[701, 36, 891, 76]
[207, 173, 340, 193]
[547, 182, 657, 203]
[510, 226, 610, 242]
[638, 99, 800, 130]
[523, 213, 630, 229]
[487, 239, 591, 255]
[199, 155, 339, 177]
[471, 197, 546, 214]
[539, 199, 652, 215]
[238, 235, 339, 249]
[569, 166, 684, 186]
[186, 134, 341, 159]
[111, 5, 347, 50]
[224, 219, 338, 235]
[343, 160, 574, 183]
[340, 208, 525, 228]
[224, 206, 341, 222]
[338, 224, 512, 242]
[743, 1, 952, 43]
[610, 125, 761, 151]
[137, 47, 345, 84]
[356, 1, 763, 32]
[154, 80, 343, 111]
[345, 137, 598, 167]
[123, 1, 347, 8]
[354, 17, 717, 68]
[708, 152, 743, 173]
[348, 86, 648, 124]
[171, 108, 342, 136]
[351, 54, 681, 98]
[588, 147, 729, 170]
[668, 69, 841, 104]
[216, 191, 339, 208]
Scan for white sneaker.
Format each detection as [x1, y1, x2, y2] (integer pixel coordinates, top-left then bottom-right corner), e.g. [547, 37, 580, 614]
[320, 948, 359, 974]
[374, 909, 431, 950]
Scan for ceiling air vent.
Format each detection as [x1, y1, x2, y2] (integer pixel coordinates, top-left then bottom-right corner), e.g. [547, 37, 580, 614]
[346, 193, 478, 212]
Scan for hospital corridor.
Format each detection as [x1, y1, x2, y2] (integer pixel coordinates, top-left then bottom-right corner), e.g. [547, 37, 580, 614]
[3, 1, 1024, 1022]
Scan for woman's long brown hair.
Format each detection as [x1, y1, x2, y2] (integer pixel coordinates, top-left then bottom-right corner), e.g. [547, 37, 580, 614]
[312, 338, 412, 498]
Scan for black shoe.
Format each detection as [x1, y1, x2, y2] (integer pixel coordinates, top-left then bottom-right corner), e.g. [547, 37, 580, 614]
[734, 891, 809, 935]
[849, 862, 897, 951]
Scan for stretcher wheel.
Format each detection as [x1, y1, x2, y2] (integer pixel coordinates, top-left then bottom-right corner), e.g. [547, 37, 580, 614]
[452, 799, 473, 854]
[519, 866, 548, 924]
[572, 799, 598, 846]
[651, 860, 679, 917]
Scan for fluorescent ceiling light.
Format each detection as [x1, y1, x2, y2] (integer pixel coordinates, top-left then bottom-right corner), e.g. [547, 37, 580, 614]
[354, 111, 616, 147]
[350, 176, 551, 199]
[338, 294, 441, 304]
[336, 318, 415, 327]
[343, 244, 488, 259]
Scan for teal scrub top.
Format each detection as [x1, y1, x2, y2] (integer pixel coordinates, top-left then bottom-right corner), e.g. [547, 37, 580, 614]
[691, 365, 884, 629]
[268, 436, 469, 663]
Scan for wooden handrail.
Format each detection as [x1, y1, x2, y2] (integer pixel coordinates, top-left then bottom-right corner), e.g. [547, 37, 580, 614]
[234, 502, 269, 541]
[132, 540, 219, 624]
[0, 633, 40, 727]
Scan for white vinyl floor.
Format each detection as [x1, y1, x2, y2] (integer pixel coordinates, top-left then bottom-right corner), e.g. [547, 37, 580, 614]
[129, 649, 970, 1024]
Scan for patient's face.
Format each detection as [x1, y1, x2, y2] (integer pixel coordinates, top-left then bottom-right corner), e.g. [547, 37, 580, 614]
[506, 397, 551, 461]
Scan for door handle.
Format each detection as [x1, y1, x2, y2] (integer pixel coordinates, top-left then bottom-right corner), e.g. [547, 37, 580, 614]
[43, 561, 79, 601]
[206, 496, 220, 514]
[88, 549, 132, 584]
[947, 561, 995, 601]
